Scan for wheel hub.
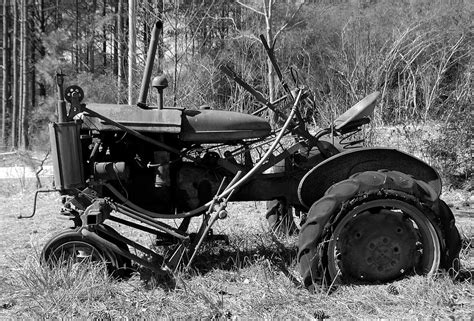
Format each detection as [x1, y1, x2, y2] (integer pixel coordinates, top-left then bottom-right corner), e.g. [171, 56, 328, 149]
[337, 209, 419, 282]
[54, 242, 104, 264]
[365, 236, 402, 274]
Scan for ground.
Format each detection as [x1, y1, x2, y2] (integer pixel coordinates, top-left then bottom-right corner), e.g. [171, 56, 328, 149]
[0, 177, 472, 318]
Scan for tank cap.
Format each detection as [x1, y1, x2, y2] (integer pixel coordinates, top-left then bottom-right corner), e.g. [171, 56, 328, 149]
[152, 75, 168, 90]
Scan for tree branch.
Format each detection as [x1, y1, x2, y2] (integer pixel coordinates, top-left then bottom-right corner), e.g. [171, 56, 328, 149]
[34, 149, 50, 189]
[236, 0, 264, 16]
[273, 2, 304, 41]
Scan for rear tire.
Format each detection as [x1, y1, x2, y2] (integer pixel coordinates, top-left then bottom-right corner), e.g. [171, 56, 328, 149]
[298, 170, 461, 288]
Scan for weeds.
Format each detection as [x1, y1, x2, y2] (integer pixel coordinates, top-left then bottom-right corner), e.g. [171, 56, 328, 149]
[2, 253, 114, 318]
[1, 220, 472, 319]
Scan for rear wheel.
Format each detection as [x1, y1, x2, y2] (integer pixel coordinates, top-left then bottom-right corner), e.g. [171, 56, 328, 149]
[298, 170, 460, 288]
[327, 198, 440, 283]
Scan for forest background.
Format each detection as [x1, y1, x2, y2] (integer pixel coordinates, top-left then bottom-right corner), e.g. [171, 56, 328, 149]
[0, 0, 471, 187]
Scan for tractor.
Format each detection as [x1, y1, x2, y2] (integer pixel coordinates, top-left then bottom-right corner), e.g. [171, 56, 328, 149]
[36, 21, 461, 289]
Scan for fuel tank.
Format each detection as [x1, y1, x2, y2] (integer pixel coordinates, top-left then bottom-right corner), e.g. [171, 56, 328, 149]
[180, 109, 271, 142]
[82, 104, 271, 142]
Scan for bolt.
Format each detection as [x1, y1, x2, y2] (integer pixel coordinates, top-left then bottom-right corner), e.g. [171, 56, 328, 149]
[218, 210, 228, 219]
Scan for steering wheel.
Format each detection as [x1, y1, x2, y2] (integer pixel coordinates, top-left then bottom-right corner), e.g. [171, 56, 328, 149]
[64, 85, 84, 103]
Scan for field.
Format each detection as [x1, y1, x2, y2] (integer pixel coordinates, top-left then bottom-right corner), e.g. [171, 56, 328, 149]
[0, 177, 472, 319]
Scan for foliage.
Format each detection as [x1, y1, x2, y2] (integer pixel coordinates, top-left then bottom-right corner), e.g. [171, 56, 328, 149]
[0, 0, 471, 183]
[424, 103, 472, 187]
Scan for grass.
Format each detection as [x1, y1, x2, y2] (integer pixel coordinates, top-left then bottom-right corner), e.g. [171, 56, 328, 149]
[2, 240, 473, 318]
[0, 191, 472, 319]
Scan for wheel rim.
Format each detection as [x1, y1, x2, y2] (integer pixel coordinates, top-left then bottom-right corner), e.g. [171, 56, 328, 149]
[327, 199, 441, 283]
[50, 240, 108, 265]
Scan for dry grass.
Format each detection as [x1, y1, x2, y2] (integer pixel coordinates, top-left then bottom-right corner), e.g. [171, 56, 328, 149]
[0, 187, 472, 319]
[367, 120, 472, 190]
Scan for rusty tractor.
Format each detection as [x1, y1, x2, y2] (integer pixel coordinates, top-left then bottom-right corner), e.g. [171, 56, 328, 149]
[33, 21, 461, 288]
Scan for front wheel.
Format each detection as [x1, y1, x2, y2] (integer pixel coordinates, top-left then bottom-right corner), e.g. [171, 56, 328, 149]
[42, 225, 131, 278]
[298, 170, 460, 288]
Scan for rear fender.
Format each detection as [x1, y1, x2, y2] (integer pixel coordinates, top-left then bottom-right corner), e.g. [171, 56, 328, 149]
[297, 148, 441, 209]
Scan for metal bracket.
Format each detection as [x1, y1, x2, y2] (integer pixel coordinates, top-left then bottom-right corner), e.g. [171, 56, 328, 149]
[81, 226, 170, 276]
[81, 199, 111, 226]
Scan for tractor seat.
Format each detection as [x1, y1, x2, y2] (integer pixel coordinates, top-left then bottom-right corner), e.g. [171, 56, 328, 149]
[333, 91, 380, 132]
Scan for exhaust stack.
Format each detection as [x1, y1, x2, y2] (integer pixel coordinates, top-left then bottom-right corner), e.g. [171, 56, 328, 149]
[137, 20, 163, 109]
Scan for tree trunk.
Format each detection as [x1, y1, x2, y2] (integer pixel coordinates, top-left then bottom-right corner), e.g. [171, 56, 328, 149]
[18, 0, 24, 146]
[264, 0, 277, 127]
[117, 0, 124, 103]
[2, 0, 10, 149]
[128, 0, 136, 105]
[31, 34, 35, 116]
[38, 0, 46, 97]
[173, 0, 179, 107]
[143, 1, 149, 50]
[75, 0, 79, 72]
[112, 0, 118, 75]
[55, 0, 60, 28]
[11, 0, 18, 148]
[89, 0, 96, 73]
[102, 0, 107, 69]
[157, 0, 163, 74]
[19, 0, 29, 149]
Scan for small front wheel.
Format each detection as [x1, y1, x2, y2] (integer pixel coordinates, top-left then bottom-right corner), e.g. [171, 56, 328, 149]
[42, 226, 131, 277]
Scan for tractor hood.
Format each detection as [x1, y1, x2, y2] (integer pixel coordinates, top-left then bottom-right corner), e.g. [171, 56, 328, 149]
[180, 109, 271, 142]
[81, 104, 271, 142]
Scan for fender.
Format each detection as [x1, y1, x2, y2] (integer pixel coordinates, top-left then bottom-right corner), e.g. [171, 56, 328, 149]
[298, 148, 442, 208]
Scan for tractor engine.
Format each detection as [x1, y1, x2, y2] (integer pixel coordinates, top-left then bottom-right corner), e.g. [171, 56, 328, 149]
[51, 127, 225, 213]
[50, 102, 271, 215]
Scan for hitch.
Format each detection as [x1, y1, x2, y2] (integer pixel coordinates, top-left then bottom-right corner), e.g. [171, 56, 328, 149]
[81, 199, 112, 226]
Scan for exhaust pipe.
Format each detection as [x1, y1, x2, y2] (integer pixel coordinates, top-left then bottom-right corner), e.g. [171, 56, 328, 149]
[137, 20, 163, 109]
[56, 71, 67, 122]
